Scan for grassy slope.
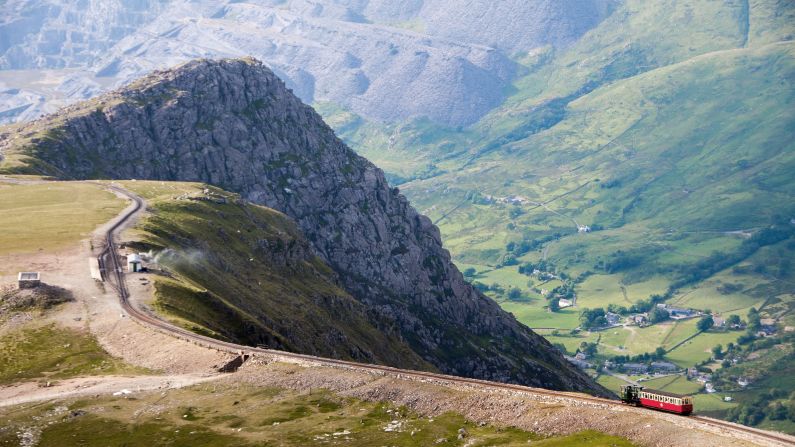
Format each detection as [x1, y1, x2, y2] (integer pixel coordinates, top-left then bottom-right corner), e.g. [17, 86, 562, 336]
[0, 380, 635, 447]
[318, 0, 795, 357]
[121, 181, 431, 370]
[0, 324, 149, 385]
[313, 0, 795, 427]
[0, 181, 123, 273]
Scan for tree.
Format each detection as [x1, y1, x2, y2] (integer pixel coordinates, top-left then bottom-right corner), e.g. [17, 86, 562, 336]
[697, 315, 715, 332]
[712, 344, 723, 359]
[770, 402, 787, 420]
[548, 298, 560, 312]
[608, 303, 628, 315]
[649, 307, 669, 324]
[580, 308, 607, 329]
[654, 347, 667, 359]
[727, 314, 742, 327]
[507, 288, 524, 301]
[463, 267, 477, 278]
[748, 308, 761, 332]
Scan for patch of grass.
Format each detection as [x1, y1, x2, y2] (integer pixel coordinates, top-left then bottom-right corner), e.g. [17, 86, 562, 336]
[0, 324, 149, 385]
[595, 374, 631, 393]
[0, 181, 123, 271]
[638, 375, 702, 395]
[122, 181, 431, 370]
[0, 382, 636, 446]
[666, 330, 743, 368]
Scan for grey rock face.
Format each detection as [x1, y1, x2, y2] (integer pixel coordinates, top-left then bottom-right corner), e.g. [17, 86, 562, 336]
[0, 58, 609, 396]
[0, 0, 610, 126]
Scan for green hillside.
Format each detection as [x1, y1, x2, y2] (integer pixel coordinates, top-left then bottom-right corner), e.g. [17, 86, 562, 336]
[121, 181, 431, 370]
[317, 0, 795, 430]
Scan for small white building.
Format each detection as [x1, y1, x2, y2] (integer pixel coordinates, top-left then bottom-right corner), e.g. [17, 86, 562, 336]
[18, 272, 41, 289]
[127, 254, 142, 273]
[578, 225, 591, 233]
[558, 298, 574, 308]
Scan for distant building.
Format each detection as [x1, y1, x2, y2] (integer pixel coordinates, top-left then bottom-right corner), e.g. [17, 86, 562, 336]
[758, 325, 777, 337]
[712, 316, 726, 328]
[558, 298, 574, 308]
[578, 225, 591, 233]
[696, 374, 713, 383]
[705, 383, 715, 393]
[667, 307, 694, 319]
[760, 318, 776, 326]
[631, 314, 648, 326]
[650, 361, 678, 373]
[686, 368, 698, 378]
[606, 312, 621, 326]
[127, 254, 143, 273]
[17, 272, 41, 289]
[575, 352, 588, 361]
[564, 355, 591, 370]
[738, 378, 750, 388]
[622, 363, 648, 374]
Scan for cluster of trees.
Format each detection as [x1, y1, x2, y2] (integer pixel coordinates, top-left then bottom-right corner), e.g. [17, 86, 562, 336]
[734, 308, 764, 345]
[725, 390, 795, 427]
[650, 306, 670, 324]
[518, 260, 558, 276]
[550, 283, 575, 299]
[627, 293, 669, 314]
[580, 308, 608, 329]
[501, 233, 569, 268]
[472, 282, 505, 295]
[472, 281, 533, 303]
[671, 222, 795, 290]
[578, 341, 598, 357]
[697, 315, 715, 332]
[610, 347, 667, 364]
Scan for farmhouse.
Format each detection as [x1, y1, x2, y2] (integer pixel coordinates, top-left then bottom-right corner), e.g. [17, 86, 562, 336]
[564, 355, 591, 369]
[656, 304, 694, 319]
[17, 272, 41, 289]
[622, 363, 648, 374]
[650, 361, 678, 373]
[606, 312, 621, 326]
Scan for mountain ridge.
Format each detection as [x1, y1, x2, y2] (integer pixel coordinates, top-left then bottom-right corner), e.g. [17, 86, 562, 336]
[0, 57, 610, 397]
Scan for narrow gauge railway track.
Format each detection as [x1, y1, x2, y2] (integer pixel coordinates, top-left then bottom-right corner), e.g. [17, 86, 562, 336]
[97, 183, 795, 447]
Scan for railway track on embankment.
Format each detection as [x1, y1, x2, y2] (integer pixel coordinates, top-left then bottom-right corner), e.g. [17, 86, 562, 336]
[97, 183, 795, 447]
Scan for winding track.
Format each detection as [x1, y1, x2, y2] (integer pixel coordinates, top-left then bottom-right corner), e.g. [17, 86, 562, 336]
[97, 183, 795, 447]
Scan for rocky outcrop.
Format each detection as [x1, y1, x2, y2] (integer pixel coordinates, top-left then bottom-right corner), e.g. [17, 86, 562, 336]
[0, 58, 610, 397]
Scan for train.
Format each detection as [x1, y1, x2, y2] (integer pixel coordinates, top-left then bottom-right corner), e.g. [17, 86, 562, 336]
[620, 384, 693, 415]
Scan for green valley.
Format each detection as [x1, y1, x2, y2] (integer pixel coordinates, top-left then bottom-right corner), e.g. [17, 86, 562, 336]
[317, 0, 795, 431]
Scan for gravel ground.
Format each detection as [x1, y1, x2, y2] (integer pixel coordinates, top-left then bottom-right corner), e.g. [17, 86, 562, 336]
[233, 358, 788, 447]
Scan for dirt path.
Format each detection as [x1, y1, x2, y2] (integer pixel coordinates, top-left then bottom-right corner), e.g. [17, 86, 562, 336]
[0, 373, 224, 408]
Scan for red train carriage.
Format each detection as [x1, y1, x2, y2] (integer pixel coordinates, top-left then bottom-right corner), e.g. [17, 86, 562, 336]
[620, 385, 693, 415]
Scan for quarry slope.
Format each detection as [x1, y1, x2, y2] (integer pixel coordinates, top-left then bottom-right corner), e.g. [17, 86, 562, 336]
[0, 58, 607, 397]
[0, 0, 610, 126]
